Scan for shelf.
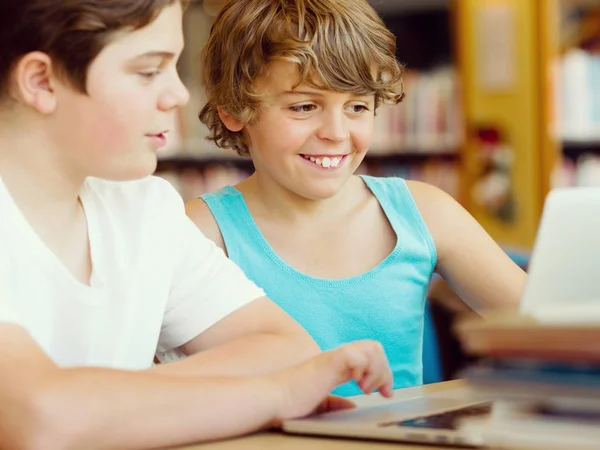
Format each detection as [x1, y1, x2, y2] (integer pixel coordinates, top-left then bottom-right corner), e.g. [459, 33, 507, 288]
[562, 140, 600, 160]
[364, 151, 460, 164]
[156, 155, 253, 172]
[155, 151, 461, 172]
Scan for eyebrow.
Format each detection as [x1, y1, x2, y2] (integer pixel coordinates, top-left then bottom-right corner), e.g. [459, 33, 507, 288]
[279, 89, 374, 101]
[132, 51, 177, 61]
[279, 90, 325, 97]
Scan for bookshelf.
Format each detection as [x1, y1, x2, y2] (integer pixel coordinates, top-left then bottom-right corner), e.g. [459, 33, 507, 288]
[554, 0, 600, 190]
[454, 0, 600, 248]
[155, 0, 466, 202]
[456, 0, 544, 248]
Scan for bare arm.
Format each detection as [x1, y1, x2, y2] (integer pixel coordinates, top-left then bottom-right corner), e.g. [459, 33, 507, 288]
[408, 181, 526, 311]
[0, 324, 282, 450]
[151, 297, 320, 377]
[0, 324, 390, 450]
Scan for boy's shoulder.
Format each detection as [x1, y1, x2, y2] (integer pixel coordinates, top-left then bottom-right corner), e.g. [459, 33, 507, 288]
[361, 174, 449, 206]
[363, 175, 459, 233]
[400, 179, 476, 259]
[403, 179, 457, 210]
[398, 179, 460, 227]
[403, 179, 447, 201]
[184, 193, 226, 252]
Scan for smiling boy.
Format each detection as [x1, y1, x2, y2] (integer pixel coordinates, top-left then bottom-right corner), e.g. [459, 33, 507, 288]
[186, 0, 527, 396]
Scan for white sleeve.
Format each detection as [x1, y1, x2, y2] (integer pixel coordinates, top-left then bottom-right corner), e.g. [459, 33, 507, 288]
[0, 275, 21, 325]
[157, 208, 265, 353]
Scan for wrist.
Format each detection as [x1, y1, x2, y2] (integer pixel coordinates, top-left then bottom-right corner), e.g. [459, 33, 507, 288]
[253, 374, 287, 427]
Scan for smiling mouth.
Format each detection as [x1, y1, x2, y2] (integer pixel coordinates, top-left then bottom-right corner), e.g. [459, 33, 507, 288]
[299, 154, 347, 168]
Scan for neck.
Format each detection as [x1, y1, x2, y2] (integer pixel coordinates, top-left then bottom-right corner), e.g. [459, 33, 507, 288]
[0, 122, 85, 226]
[240, 171, 359, 223]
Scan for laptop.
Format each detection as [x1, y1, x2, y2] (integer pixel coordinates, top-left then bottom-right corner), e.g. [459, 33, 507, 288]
[282, 186, 600, 447]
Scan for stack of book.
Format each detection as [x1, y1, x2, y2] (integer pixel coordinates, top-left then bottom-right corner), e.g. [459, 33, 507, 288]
[455, 313, 600, 450]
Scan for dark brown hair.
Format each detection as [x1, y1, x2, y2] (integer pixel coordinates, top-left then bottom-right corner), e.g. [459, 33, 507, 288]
[198, 0, 405, 156]
[0, 0, 187, 100]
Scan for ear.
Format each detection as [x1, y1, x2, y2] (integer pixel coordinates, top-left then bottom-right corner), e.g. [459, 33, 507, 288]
[13, 51, 58, 114]
[217, 106, 244, 132]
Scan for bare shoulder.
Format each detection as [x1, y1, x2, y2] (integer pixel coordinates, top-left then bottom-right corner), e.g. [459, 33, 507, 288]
[404, 180, 465, 227]
[404, 180, 483, 259]
[184, 198, 226, 253]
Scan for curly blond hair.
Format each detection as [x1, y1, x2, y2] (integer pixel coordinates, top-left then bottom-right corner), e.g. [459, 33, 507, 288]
[198, 0, 405, 157]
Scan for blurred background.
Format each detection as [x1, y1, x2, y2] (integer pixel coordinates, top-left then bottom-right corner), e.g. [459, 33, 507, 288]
[156, 0, 600, 253]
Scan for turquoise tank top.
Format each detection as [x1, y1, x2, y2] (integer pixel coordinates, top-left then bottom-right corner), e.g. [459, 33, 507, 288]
[201, 175, 437, 396]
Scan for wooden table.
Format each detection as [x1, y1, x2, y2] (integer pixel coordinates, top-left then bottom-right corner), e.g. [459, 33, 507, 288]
[182, 380, 467, 450]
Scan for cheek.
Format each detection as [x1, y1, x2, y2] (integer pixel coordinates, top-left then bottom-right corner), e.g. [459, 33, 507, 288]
[352, 118, 374, 151]
[274, 118, 313, 147]
[77, 98, 144, 152]
[86, 106, 134, 151]
[84, 76, 153, 150]
[249, 116, 311, 154]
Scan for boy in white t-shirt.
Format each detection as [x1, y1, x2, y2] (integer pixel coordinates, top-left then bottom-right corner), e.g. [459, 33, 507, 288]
[0, 1, 394, 448]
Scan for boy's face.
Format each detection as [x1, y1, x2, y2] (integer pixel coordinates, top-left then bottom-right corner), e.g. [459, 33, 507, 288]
[241, 61, 375, 200]
[50, 2, 189, 181]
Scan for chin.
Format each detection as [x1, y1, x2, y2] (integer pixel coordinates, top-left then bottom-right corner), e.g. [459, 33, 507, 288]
[300, 182, 345, 200]
[93, 156, 158, 182]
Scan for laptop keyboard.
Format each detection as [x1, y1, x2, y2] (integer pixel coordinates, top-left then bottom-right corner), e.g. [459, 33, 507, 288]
[380, 402, 492, 430]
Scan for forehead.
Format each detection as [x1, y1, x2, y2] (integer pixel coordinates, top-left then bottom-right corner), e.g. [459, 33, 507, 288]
[255, 61, 301, 91]
[97, 2, 184, 60]
[255, 60, 375, 100]
[255, 61, 322, 94]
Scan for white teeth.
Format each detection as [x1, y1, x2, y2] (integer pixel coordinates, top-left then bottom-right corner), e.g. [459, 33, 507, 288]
[303, 155, 343, 167]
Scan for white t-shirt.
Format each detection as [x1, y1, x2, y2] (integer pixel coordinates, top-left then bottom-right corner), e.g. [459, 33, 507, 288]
[0, 176, 265, 370]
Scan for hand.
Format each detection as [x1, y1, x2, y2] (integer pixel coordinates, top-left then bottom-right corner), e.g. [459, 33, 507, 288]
[268, 340, 393, 423]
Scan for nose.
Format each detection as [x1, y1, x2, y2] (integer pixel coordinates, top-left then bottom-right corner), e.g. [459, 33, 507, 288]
[316, 109, 350, 143]
[158, 72, 190, 111]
